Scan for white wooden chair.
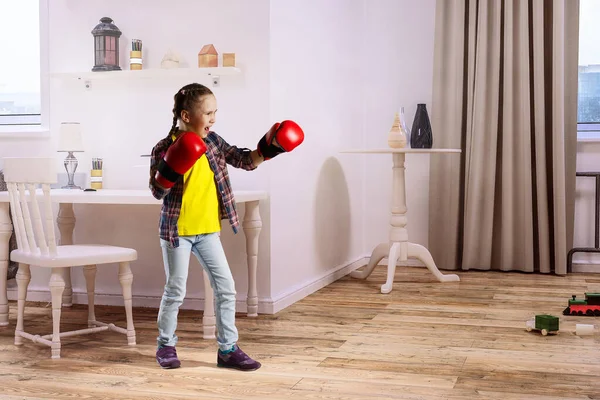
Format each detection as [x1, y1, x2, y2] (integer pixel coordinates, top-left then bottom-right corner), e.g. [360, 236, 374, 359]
[4, 157, 137, 359]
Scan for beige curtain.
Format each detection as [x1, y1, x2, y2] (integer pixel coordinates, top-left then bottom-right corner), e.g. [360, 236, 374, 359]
[428, 0, 579, 274]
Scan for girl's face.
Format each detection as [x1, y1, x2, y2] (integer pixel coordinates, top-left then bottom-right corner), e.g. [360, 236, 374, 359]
[181, 94, 217, 138]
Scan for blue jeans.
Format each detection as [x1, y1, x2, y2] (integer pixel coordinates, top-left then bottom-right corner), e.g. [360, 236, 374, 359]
[157, 233, 238, 351]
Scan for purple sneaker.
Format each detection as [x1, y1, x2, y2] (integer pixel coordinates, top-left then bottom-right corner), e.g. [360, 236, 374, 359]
[156, 345, 181, 369]
[217, 345, 261, 371]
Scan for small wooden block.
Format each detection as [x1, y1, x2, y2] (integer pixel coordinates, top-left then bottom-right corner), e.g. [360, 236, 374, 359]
[223, 53, 235, 67]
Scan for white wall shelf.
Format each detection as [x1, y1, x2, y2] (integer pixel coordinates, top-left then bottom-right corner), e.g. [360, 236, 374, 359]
[48, 67, 241, 88]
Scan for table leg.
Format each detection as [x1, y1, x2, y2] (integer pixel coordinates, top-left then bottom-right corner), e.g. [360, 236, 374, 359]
[353, 153, 460, 293]
[406, 242, 459, 283]
[242, 200, 261, 317]
[202, 270, 216, 339]
[0, 203, 12, 326]
[57, 203, 75, 307]
[350, 242, 389, 279]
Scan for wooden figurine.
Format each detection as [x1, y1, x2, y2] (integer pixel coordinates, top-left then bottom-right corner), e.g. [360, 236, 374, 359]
[387, 110, 407, 148]
[198, 44, 218, 68]
[161, 49, 180, 69]
[223, 53, 236, 67]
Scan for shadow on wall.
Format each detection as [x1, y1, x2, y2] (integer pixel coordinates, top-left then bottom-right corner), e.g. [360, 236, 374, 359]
[314, 156, 351, 270]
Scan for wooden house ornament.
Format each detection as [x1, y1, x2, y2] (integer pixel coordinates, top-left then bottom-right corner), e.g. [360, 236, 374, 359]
[198, 44, 218, 68]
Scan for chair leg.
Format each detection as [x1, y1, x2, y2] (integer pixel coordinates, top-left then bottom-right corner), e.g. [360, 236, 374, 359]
[14, 263, 31, 346]
[49, 268, 65, 359]
[118, 262, 136, 345]
[83, 265, 97, 327]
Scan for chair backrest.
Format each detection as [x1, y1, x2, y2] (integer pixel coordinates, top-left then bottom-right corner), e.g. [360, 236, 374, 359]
[3, 157, 58, 256]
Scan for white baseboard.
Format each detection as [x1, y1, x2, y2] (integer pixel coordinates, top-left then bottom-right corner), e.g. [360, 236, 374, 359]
[6, 255, 369, 315]
[9, 256, 596, 316]
[267, 256, 367, 314]
[264, 257, 440, 314]
[375, 257, 600, 274]
[374, 257, 600, 274]
[6, 287, 274, 314]
[366, 258, 425, 267]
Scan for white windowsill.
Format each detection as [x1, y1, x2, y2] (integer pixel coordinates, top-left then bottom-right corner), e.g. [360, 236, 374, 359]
[0, 126, 51, 139]
[578, 137, 600, 143]
[577, 123, 600, 142]
[577, 131, 600, 143]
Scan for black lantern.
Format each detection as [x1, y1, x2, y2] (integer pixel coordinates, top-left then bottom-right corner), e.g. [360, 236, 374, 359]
[91, 17, 122, 71]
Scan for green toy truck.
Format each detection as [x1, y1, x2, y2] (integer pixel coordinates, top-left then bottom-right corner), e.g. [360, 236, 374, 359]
[525, 314, 559, 336]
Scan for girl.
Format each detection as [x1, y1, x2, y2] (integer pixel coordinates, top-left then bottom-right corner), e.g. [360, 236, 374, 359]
[149, 83, 264, 371]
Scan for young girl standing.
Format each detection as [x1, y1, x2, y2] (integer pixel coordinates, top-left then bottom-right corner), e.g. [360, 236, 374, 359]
[149, 83, 303, 371]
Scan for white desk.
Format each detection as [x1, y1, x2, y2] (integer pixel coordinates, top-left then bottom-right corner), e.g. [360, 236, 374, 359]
[341, 148, 461, 293]
[0, 189, 267, 339]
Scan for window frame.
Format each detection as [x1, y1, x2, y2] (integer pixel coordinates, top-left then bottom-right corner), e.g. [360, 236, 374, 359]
[578, 122, 600, 142]
[0, 0, 50, 139]
[576, 0, 600, 142]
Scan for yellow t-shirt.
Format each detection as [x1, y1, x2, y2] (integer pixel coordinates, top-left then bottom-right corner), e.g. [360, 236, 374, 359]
[175, 136, 221, 235]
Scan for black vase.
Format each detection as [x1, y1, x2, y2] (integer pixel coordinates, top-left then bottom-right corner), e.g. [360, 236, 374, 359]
[410, 104, 433, 148]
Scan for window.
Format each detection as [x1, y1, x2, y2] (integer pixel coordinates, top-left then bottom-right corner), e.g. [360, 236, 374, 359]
[578, 0, 600, 140]
[0, 1, 42, 127]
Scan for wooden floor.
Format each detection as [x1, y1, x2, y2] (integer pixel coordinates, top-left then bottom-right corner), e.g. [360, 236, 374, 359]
[1, 266, 600, 399]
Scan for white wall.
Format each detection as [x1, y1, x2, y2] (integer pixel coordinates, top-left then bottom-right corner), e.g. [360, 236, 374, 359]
[266, 0, 439, 303]
[18, 0, 589, 314]
[268, 0, 367, 303]
[1, 0, 446, 312]
[4, 0, 274, 310]
[48, 0, 273, 309]
[363, 0, 437, 255]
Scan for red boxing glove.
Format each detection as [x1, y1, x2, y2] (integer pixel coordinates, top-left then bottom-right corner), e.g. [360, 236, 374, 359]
[257, 120, 304, 161]
[155, 131, 207, 189]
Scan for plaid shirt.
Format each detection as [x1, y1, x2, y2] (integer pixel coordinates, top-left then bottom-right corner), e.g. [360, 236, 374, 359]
[149, 130, 256, 247]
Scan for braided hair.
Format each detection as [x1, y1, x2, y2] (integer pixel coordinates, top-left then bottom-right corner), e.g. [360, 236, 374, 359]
[169, 83, 214, 136]
[150, 83, 213, 188]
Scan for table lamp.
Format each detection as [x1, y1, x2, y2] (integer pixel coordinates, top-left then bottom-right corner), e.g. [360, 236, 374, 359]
[57, 122, 84, 189]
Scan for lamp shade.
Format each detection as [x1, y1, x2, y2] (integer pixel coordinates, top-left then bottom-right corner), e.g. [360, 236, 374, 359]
[57, 122, 84, 152]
